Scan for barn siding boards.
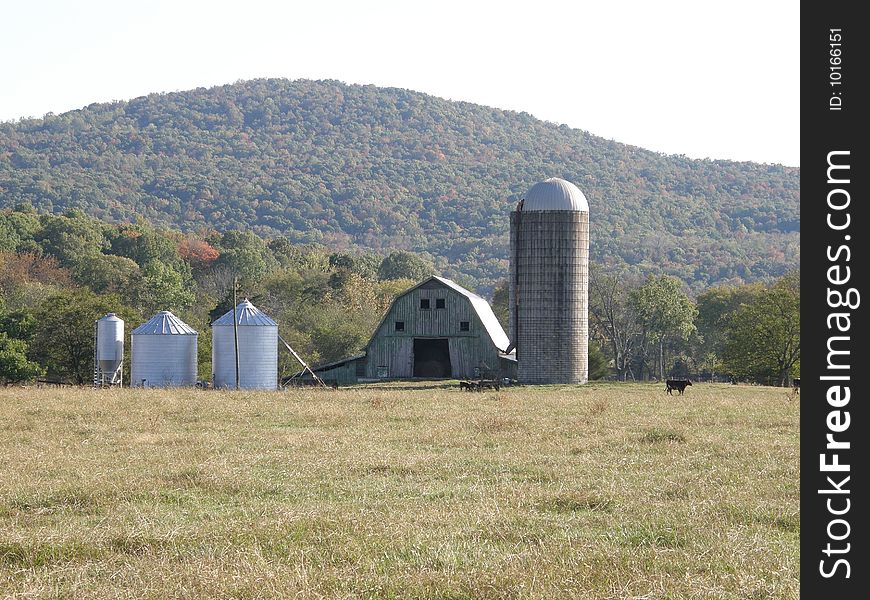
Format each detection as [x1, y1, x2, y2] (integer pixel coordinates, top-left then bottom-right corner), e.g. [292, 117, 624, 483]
[303, 276, 511, 384]
[314, 361, 357, 385]
[366, 336, 414, 378]
[365, 278, 499, 380]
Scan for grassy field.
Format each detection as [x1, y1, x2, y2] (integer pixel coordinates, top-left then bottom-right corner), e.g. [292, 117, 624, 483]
[0, 382, 799, 599]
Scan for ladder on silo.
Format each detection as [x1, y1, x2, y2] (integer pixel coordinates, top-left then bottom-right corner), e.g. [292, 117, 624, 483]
[92, 321, 101, 387]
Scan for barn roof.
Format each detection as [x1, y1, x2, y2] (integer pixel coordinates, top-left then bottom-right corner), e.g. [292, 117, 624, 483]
[375, 276, 510, 352]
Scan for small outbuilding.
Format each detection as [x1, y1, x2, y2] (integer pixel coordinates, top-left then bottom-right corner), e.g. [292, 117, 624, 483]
[299, 276, 516, 384]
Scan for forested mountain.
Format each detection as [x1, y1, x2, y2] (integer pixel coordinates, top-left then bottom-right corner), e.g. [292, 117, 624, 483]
[0, 78, 799, 292]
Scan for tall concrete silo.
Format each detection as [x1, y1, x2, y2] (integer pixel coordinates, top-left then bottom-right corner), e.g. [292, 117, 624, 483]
[131, 311, 198, 387]
[94, 313, 124, 386]
[212, 299, 278, 390]
[509, 177, 589, 384]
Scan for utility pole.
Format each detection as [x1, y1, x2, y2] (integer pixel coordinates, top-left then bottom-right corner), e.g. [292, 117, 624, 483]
[233, 275, 240, 390]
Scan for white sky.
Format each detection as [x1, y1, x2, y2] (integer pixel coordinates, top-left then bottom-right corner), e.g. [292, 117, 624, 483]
[1, 0, 799, 166]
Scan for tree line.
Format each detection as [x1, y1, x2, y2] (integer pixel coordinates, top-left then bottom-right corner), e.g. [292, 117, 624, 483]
[491, 268, 799, 386]
[1, 78, 799, 293]
[0, 206, 433, 384]
[587, 268, 799, 385]
[0, 206, 798, 386]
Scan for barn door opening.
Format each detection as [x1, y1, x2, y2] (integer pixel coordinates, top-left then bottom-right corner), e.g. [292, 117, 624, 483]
[413, 338, 452, 378]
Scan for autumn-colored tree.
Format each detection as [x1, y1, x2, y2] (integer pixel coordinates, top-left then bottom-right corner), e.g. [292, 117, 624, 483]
[178, 238, 220, 270]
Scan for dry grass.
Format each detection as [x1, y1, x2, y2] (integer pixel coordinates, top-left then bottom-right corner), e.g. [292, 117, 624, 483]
[0, 382, 799, 599]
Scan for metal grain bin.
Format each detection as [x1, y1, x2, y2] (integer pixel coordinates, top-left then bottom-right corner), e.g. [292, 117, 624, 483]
[96, 313, 124, 384]
[211, 299, 278, 390]
[131, 311, 198, 387]
[509, 178, 589, 384]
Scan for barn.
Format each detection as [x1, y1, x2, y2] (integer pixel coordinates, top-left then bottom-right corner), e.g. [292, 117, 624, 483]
[298, 276, 516, 384]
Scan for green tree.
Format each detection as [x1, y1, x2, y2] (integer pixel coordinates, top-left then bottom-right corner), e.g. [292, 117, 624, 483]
[378, 251, 433, 281]
[629, 275, 697, 380]
[0, 332, 43, 383]
[0, 308, 37, 342]
[0, 206, 41, 253]
[36, 211, 108, 267]
[30, 290, 130, 384]
[695, 284, 762, 378]
[722, 271, 800, 385]
[490, 279, 509, 332]
[587, 340, 609, 381]
[268, 240, 330, 272]
[109, 223, 185, 270]
[328, 252, 381, 280]
[72, 254, 141, 294]
[0, 217, 18, 253]
[215, 230, 277, 282]
[126, 261, 196, 314]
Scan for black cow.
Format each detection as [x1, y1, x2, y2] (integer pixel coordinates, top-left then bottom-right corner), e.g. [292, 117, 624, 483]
[665, 379, 692, 395]
[793, 378, 800, 394]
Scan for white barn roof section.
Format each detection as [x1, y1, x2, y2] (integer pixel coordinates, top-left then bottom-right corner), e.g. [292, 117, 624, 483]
[427, 276, 511, 352]
[212, 299, 278, 327]
[132, 310, 198, 335]
[523, 177, 589, 212]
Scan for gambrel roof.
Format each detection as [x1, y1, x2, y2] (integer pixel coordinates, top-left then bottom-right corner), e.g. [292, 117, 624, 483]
[371, 276, 510, 352]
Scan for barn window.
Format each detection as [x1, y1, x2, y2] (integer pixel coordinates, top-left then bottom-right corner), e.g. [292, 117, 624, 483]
[420, 299, 430, 310]
[395, 321, 405, 332]
[436, 298, 446, 309]
[460, 321, 470, 332]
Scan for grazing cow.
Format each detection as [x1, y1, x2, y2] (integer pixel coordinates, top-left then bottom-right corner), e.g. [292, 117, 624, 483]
[665, 379, 692, 395]
[792, 378, 800, 394]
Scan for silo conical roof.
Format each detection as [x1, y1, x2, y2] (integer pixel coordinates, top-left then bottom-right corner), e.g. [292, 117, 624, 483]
[132, 311, 198, 335]
[212, 299, 277, 327]
[522, 178, 589, 212]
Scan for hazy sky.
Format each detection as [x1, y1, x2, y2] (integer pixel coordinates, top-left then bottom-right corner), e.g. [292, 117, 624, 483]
[2, 0, 799, 166]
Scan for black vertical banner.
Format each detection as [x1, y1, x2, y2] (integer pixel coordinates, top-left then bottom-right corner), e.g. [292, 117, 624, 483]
[802, 3, 867, 596]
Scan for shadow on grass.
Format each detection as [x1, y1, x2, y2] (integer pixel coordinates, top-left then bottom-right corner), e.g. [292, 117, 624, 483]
[0, 540, 102, 567]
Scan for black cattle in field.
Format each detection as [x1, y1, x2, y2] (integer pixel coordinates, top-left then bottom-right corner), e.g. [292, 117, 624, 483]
[793, 378, 800, 394]
[665, 379, 692, 395]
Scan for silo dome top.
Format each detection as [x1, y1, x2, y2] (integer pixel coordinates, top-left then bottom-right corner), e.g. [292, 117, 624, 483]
[522, 178, 589, 212]
[212, 299, 277, 327]
[132, 310, 198, 335]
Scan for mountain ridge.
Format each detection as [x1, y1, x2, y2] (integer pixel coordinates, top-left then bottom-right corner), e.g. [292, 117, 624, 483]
[0, 77, 800, 292]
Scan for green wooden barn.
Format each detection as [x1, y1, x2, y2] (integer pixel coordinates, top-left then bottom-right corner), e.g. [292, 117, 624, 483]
[295, 276, 517, 385]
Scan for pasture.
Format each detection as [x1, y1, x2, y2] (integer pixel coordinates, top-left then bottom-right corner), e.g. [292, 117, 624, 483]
[0, 382, 799, 599]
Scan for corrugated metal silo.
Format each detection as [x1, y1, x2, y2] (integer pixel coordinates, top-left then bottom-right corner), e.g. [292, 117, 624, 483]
[95, 313, 124, 385]
[509, 177, 589, 384]
[131, 311, 198, 387]
[211, 299, 278, 390]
